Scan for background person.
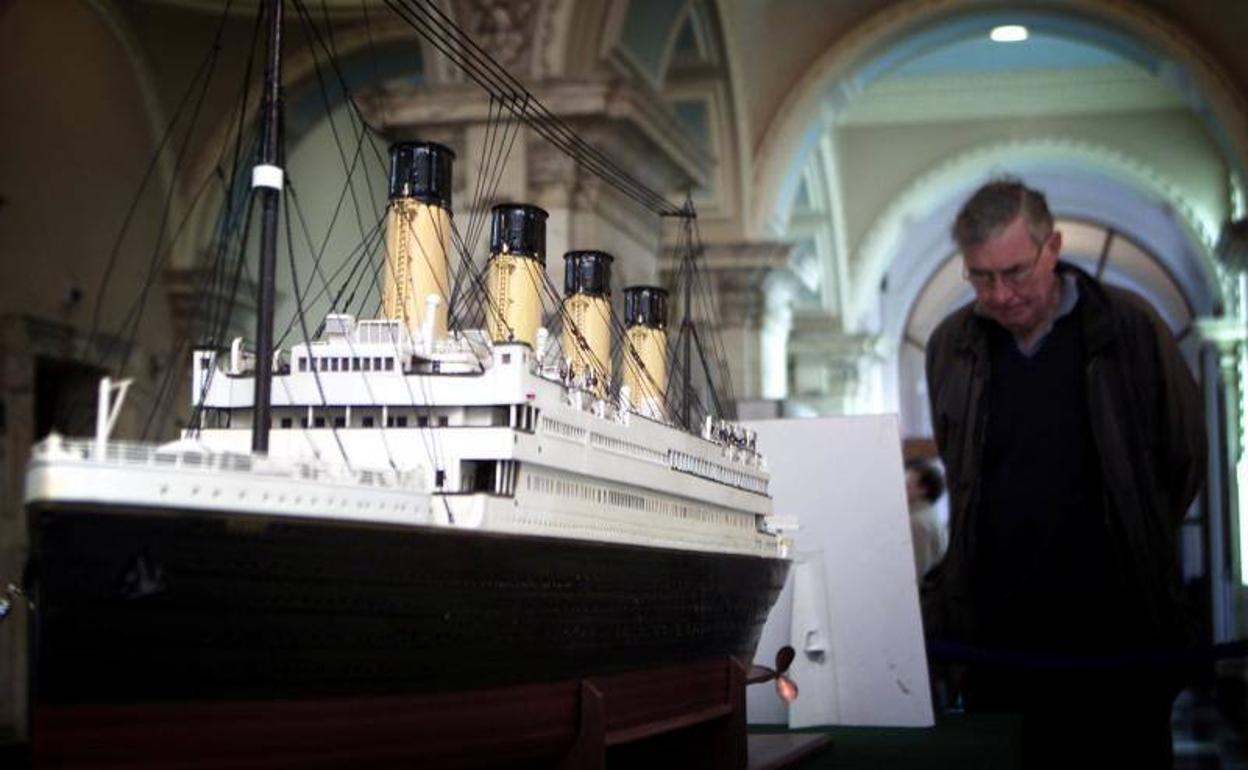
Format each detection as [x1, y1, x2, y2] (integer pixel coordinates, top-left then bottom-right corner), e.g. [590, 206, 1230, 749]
[905, 459, 947, 581]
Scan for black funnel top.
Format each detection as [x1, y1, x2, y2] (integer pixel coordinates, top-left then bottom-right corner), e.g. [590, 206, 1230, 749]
[563, 251, 614, 298]
[490, 204, 548, 262]
[624, 286, 669, 329]
[388, 142, 455, 209]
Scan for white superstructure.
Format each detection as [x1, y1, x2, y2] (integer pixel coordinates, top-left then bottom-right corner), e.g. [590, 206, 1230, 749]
[189, 313, 787, 558]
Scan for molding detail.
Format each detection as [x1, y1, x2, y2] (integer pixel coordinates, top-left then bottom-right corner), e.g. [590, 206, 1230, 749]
[460, 0, 539, 76]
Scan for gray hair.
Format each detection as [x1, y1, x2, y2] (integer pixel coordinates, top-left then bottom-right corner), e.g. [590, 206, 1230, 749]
[952, 177, 1053, 251]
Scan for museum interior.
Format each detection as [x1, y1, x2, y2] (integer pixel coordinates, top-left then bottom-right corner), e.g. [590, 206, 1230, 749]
[1, 0, 1247, 767]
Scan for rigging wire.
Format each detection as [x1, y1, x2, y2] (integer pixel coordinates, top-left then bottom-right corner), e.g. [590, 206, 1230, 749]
[290, 0, 384, 248]
[275, 171, 382, 343]
[283, 180, 353, 467]
[381, 0, 683, 218]
[81, 0, 740, 451]
[85, 0, 237, 354]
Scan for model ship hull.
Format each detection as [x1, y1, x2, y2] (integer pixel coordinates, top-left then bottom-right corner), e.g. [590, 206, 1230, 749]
[28, 500, 789, 705]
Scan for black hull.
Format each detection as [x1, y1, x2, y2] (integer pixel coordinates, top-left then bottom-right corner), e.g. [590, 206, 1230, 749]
[27, 503, 789, 705]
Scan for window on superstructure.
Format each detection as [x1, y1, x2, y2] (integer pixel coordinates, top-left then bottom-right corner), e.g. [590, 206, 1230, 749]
[331, 359, 339, 372]
[363, 358, 372, 371]
[352, 357, 360, 371]
[374, 356, 382, 370]
[298, 358, 307, 372]
[340, 357, 349, 370]
[362, 416, 375, 428]
[438, 415, 449, 427]
[314, 417, 326, 428]
[395, 416, 408, 427]
[334, 417, 346, 428]
[417, 415, 429, 427]
[280, 417, 292, 428]
[319, 359, 328, 372]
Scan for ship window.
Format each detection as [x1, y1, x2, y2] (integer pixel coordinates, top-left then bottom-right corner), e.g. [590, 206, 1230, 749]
[280, 417, 292, 428]
[395, 416, 408, 427]
[363, 358, 372, 371]
[334, 417, 346, 428]
[314, 417, 326, 428]
[385, 357, 394, 371]
[417, 415, 429, 427]
[374, 356, 382, 369]
[340, 357, 348, 370]
[438, 415, 449, 427]
[318, 359, 327, 372]
[298, 359, 307, 372]
[352, 357, 360, 371]
[362, 416, 375, 428]
[301, 418, 309, 428]
[502, 353, 511, 364]
[331, 359, 339, 372]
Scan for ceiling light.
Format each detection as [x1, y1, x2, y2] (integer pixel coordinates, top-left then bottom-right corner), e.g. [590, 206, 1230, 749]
[989, 25, 1029, 43]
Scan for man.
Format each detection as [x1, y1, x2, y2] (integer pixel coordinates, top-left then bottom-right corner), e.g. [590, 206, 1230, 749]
[923, 178, 1206, 769]
[905, 459, 946, 581]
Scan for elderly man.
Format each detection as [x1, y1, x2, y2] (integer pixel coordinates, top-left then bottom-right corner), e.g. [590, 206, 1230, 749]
[923, 178, 1205, 769]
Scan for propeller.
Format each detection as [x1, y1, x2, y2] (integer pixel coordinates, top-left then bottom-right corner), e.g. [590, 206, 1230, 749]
[746, 645, 799, 703]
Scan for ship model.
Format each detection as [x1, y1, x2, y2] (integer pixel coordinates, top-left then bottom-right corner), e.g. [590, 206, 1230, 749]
[17, 1, 791, 763]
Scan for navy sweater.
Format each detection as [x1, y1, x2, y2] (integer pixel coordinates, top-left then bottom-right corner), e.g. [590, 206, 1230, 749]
[971, 301, 1130, 651]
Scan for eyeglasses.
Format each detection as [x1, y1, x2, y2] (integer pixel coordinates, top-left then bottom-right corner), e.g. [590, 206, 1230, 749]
[962, 234, 1048, 291]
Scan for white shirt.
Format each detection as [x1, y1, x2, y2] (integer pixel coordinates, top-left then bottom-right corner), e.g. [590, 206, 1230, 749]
[909, 503, 947, 581]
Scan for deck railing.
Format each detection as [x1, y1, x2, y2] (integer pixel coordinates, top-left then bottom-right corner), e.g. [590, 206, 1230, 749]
[31, 436, 420, 490]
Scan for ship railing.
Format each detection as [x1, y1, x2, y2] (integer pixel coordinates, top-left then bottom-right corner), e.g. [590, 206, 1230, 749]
[31, 435, 422, 491]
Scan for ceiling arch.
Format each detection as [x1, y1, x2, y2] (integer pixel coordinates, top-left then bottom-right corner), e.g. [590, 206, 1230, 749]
[873, 138, 1223, 348]
[750, 0, 1248, 240]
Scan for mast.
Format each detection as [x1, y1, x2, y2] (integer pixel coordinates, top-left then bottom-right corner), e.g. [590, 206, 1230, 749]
[251, 0, 283, 452]
[681, 212, 693, 430]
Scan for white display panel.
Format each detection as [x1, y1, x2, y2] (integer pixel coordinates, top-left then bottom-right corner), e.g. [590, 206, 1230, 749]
[746, 415, 934, 728]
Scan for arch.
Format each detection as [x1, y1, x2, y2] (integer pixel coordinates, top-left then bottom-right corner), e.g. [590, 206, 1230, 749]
[861, 138, 1224, 340]
[750, 0, 1248, 240]
[85, 0, 173, 192]
[657, 0, 721, 84]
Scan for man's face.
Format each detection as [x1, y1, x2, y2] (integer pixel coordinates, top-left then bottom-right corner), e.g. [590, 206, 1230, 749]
[905, 469, 923, 506]
[962, 214, 1061, 339]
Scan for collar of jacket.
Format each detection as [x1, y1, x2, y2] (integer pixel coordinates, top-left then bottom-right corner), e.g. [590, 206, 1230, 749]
[951, 261, 1116, 360]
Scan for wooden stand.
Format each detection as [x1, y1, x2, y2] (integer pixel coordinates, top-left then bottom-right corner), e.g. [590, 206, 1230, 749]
[33, 657, 830, 768]
[561, 656, 747, 769]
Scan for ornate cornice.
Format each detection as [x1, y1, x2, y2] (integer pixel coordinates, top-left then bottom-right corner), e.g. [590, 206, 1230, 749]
[363, 77, 713, 188]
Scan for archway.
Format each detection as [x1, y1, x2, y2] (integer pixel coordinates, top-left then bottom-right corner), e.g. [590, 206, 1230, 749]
[752, 0, 1248, 239]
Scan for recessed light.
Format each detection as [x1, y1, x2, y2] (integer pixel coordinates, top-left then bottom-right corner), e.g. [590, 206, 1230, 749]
[990, 25, 1029, 43]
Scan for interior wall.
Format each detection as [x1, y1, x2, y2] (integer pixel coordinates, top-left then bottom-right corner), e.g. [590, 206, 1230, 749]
[0, 0, 174, 364]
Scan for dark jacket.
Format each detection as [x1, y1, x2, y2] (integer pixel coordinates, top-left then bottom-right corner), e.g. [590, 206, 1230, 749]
[922, 262, 1206, 648]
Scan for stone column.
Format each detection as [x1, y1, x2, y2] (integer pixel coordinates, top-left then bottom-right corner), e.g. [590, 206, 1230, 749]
[1196, 316, 1247, 644]
[786, 312, 889, 416]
